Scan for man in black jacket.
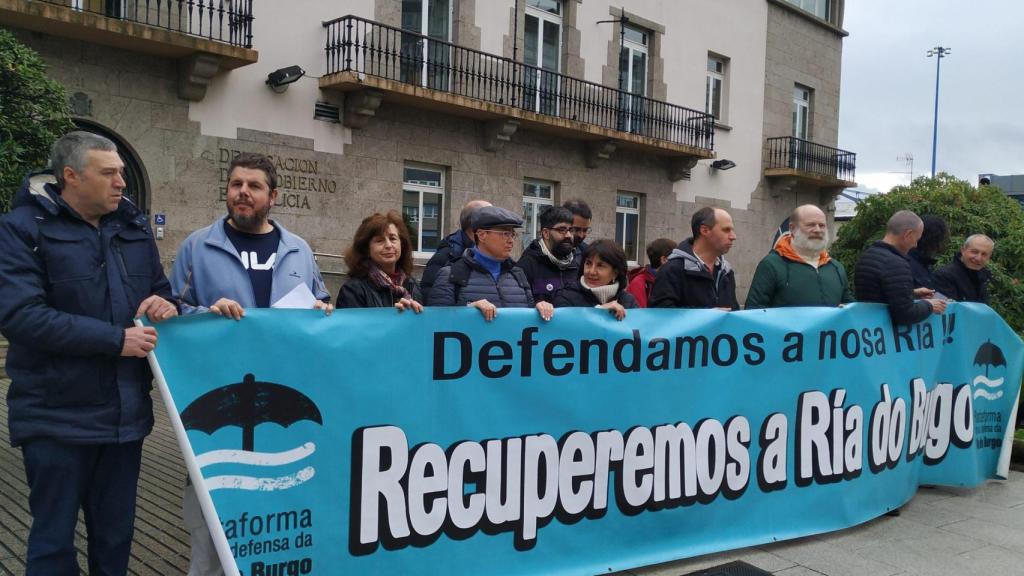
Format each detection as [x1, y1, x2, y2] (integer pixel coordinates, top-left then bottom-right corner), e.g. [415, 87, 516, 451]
[854, 210, 947, 324]
[649, 207, 739, 309]
[934, 234, 994, 303]
[516, 205, 579, 303]
[420, 199, 491, 300]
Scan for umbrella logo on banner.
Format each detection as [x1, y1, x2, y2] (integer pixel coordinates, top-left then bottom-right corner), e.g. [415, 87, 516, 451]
[180, 373, 323, 492]
[972, 340, 1006, 401]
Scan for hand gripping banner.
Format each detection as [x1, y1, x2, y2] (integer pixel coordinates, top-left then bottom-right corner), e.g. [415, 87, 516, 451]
[145, 303, 1022, 576]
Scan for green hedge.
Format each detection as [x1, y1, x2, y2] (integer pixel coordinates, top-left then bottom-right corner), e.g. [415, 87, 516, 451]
[0, 28, 74, 213]
[831, 174, 1024, 336]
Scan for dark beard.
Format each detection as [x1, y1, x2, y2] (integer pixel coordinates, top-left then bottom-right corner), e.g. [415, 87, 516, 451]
[228, 204, 271, 232]
[551, 239, 574, 259]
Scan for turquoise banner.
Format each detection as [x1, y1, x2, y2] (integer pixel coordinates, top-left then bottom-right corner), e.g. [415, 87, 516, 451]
[148, 303, 1022, 576]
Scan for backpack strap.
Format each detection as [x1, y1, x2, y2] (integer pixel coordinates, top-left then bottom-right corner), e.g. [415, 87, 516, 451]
[510, 266, 531, 291]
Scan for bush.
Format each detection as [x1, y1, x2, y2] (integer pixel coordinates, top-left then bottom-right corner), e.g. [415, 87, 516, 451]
[0, 28, 74, 213]
[831, 174, 1024, 336]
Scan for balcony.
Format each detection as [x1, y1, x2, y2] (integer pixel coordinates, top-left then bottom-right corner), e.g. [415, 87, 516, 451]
[320, 15, 714, 178]
[0, 0, 258, 100]
[764, 137, 856, 189]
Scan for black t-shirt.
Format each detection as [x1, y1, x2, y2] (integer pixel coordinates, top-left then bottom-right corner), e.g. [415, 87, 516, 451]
[224, 221, 281, 308]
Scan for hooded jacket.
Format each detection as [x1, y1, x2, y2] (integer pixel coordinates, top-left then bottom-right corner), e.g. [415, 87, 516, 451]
[648, 239, 739, 309]
[626, 266, 657, 308]
[0, 173, 172, 446]
[420, 229, 473, 301]
[516, 238, 580, 303]
[745, 234, 854, 309]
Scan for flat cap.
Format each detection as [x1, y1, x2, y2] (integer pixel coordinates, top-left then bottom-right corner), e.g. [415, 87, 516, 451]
[470, 206, 524, 230]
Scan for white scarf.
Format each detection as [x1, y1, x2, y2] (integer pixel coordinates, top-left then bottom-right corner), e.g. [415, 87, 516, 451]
[581, 277, 620, 304]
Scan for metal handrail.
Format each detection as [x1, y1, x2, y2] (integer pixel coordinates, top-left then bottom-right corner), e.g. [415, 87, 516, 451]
[323, 15, 715, 152]
[42, 0, 255, 48]
[765, 136, 856, 182]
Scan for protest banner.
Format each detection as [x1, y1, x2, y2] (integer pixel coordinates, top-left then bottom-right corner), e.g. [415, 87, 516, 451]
[146, 302, 1022, 576]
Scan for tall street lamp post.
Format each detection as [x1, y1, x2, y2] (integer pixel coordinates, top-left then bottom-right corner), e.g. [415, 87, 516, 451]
[927, 46, 951, 178]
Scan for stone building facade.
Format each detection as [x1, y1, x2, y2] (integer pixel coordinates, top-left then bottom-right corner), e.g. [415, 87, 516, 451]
[1, 0, 854, 300]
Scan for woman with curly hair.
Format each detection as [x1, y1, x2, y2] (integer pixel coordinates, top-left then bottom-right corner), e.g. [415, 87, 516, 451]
[337, 211, 422, 312]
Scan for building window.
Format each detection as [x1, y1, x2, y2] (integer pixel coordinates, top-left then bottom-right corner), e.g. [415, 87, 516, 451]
[792, 84, 811, 140]
[615, 193, 641, 264]
[617, 24, 649, 134]
[402, 164, 445, 254]
[524, 0, 562, 115]
[400, 0, 453, 90]
[783, 0, 831, 21]
[706, 55, 727, 121]
[522, 180, 555, 250]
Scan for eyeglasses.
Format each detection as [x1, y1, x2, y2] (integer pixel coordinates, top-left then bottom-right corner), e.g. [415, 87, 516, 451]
[482, 230, 518, 240]
[570, 226, 592, 234]
[545, 226, 573, 235]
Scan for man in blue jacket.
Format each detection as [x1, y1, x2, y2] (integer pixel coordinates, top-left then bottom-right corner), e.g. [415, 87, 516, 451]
[170, 151, 330, 576]
[0, 131, 178, 575]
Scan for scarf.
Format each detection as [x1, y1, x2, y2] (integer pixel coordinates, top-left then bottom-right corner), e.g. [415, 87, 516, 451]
[367, 261, 411, 301]
[539, 238, 575, 270]
[581, 277, 620, 305]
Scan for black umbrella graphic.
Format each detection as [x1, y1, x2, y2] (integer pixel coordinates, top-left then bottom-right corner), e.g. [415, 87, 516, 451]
[973, 340, 1006, 378]
[180, 373, 322, 452]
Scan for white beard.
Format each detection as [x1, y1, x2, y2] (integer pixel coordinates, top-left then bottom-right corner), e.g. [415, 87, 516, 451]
[792, 228, 829, 253]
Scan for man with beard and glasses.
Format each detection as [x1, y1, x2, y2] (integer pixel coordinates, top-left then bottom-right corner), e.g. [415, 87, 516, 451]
[170, 152, 330, 576]
[516, 205, 580, 303]
[745, 204, 854, 309]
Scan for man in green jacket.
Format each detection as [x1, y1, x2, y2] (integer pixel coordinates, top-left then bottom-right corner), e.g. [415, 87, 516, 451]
[745, 204, 854, 309]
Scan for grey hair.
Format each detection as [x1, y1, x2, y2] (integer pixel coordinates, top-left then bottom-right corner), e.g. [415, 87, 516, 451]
[50, 131, 118, 188]
[963, 234, 995, 249]
[885, 210, 922, 235]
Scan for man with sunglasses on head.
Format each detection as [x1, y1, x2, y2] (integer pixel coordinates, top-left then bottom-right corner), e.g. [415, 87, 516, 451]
[516, 205, 580, 303]
[428, 206, 553, 322]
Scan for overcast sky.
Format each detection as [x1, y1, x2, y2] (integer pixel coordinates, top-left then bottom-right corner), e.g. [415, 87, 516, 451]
[838, 0, 1024, 193]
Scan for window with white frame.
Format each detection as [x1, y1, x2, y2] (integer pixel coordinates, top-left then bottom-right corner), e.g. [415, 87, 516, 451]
[617, 24, 648, 133]
[402, 164, 445, 254]
[706, 54, 727, 121]
[522, 180, 555, 250]
[524, 0, 562, 115]
[783, 0, 830, 21]
[615, 193, 641, 264]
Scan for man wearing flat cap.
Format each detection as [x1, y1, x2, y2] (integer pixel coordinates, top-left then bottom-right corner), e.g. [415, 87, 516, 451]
[427, 206, 554, 321]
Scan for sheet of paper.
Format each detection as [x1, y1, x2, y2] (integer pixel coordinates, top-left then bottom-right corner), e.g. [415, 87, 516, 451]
[271, 282, 317, 309]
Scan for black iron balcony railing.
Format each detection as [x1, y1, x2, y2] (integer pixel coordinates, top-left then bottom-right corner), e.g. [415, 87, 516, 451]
[37, 0, 254, 48]
[322, 15, 715, 152]
[766, 137, 856, 182]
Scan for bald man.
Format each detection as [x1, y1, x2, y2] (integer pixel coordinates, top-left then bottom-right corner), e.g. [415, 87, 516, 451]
[934, 234, 995, 303]
[420, 199, 492, 300]
[854, 210, 947, 324]
[745, 204, 854, 309]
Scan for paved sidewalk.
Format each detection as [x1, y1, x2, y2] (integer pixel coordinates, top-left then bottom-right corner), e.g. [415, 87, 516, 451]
[1, 376, 1022, 575]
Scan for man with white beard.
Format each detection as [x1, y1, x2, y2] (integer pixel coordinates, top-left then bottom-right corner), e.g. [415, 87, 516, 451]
[745, 204, 854, 309]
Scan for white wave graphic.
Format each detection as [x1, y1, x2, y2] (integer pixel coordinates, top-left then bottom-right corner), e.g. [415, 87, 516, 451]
[973, 375, 1004, 389]
[974, 389, 1004, 401]
[195, 442, 316, 468]
[205, 466, 316, 492]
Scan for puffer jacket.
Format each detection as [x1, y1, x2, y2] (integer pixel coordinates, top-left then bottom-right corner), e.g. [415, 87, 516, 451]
[648, 239, 739, 309]
[854, 240, 932, 324]
[420, 229, 473, 301]
[427, 249, 534, 308]
[0, 173, 172, 446]
[516, 238, 579, 303]
[337, 274, 423, 308]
